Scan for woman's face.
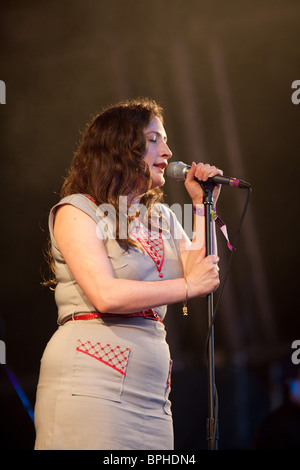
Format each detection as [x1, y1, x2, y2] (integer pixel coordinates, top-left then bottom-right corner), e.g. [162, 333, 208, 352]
[144, 117, 172, 189]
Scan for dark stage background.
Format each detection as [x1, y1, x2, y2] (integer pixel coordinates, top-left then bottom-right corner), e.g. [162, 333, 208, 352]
[0, 0, 299, 450]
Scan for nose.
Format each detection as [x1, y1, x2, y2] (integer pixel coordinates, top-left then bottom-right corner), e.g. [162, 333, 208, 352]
[160, 141, 172, 159]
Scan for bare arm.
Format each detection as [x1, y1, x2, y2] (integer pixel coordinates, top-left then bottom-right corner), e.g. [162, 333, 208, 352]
[53, 204, 219, 314]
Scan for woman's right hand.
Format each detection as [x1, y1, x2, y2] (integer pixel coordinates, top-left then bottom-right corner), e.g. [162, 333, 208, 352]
[185, 245, 220, 298]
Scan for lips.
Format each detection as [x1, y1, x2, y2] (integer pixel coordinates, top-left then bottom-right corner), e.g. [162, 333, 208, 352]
[153, 162, 168, 170]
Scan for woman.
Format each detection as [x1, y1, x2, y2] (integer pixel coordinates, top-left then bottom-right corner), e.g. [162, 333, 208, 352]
[34, 97, 221, 450]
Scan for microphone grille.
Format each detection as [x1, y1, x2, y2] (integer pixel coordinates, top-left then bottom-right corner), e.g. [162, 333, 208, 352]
[166, 161, 188, 181]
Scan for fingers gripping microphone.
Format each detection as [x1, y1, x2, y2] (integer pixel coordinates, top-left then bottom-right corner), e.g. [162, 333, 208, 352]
[166, 161, 251, 189]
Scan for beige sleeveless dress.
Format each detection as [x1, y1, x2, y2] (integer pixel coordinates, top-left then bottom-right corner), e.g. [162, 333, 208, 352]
[34, 194, 186, 450]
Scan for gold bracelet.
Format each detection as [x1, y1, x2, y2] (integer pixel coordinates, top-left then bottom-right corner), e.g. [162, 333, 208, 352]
[183, 278, 188, 316]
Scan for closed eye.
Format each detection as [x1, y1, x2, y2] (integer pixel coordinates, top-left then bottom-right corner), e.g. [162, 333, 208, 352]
[145, 131, 167, 144]
[146, 133, 157, 143]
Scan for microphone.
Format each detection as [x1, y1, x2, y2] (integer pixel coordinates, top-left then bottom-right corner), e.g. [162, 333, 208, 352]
[166, 161, 251, 189]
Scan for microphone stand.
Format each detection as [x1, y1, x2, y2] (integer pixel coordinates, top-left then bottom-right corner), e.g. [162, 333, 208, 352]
[201, 181, 219, 450]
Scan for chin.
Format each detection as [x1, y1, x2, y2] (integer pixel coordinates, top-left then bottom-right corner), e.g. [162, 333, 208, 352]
[151, 177, 165, 189]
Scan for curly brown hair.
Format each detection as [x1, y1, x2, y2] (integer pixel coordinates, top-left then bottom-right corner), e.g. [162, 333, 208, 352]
[43, 97, 165, 286]
[62, 97, 163, 202]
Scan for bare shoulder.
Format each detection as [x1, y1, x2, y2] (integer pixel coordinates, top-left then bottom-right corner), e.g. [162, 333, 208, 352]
[53, 203, 101, 251]
[54, 203, 96, 229]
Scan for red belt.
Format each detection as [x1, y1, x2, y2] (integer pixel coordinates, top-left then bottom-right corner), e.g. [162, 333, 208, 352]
[65, 309, 163, 324]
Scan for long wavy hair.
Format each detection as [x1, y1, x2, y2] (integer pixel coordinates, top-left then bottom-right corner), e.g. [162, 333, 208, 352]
[43, 97, 165, 286]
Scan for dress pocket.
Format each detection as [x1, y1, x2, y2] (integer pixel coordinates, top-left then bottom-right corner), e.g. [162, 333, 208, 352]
[72, 339, 131, 402]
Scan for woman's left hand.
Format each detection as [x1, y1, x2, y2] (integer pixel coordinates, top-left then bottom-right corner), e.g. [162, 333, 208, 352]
[184, 162, 223, 205]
